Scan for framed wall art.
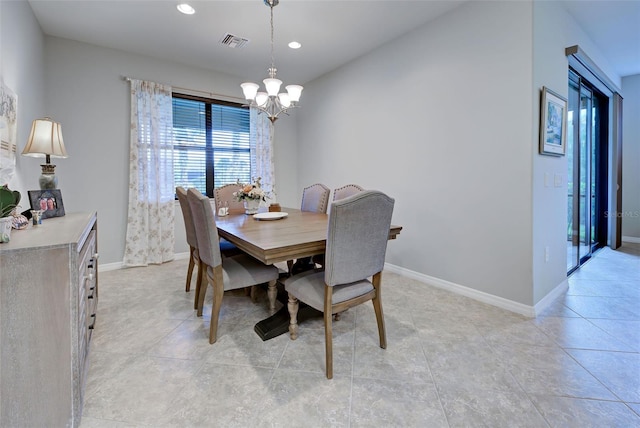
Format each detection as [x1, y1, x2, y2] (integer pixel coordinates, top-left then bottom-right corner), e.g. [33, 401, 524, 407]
[0, 77, 18, 184]
[28, 189, 66, 219]
[539, 86, 567, 156]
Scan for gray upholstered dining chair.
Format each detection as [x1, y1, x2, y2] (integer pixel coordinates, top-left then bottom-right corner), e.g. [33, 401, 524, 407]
[214, 183, 246, 214]
[176, 187, 202, 299]
[301, 183, 330, 213]
[332, 183, 364, 201]
[177, 187, 242, 309]
[313, 183, 363, 269]
[187, 187, 280, 344]
[284, 190, 395, 378]
[288, 183, 331, 275]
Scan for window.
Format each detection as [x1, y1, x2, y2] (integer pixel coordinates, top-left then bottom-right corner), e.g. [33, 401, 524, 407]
[172, 94, 251, 197]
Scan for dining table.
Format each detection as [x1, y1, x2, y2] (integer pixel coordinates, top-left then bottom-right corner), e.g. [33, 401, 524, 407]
[215, 207, 402, 340]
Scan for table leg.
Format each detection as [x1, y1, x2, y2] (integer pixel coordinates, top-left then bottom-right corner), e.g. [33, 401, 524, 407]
[288, 296, 299, 340]
[253, 284, 322, 341]
[267, 280, 277, 312]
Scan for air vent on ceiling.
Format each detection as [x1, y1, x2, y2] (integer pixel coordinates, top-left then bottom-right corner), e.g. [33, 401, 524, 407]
[219, 33, 249, 49]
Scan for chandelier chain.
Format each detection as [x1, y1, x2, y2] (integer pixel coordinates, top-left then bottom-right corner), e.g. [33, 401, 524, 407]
[270, 3, 275, 73]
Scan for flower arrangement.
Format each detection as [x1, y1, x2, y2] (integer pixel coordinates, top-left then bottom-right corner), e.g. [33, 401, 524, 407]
[233, 177, 266, 202]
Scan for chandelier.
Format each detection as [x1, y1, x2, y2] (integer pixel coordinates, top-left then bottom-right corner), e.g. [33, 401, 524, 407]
[240, 0, 303, 123]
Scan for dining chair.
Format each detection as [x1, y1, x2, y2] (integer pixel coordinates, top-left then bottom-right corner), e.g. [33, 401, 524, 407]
[312, 183, 365, 309]
[289, 183, 331, 275]
[332, 183, 364, 201]
[214, 183, 245, 214]
[301, 183, 330, 213]
[176, 187, 202, 298]
[284, 190, 395, 378]
[187, 187, 280, 344]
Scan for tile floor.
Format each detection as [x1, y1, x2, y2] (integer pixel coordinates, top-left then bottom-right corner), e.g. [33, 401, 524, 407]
[80, 244, 640, 427]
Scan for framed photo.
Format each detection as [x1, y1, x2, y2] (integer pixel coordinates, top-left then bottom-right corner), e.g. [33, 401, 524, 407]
[28, 189, 66, 219]
[539, 86, 567, 156]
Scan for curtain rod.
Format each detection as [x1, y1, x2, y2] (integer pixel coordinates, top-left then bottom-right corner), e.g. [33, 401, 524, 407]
[121, 75, 245, 102]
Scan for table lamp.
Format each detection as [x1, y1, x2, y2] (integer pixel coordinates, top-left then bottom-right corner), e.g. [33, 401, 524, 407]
[21, 117, 68, 190]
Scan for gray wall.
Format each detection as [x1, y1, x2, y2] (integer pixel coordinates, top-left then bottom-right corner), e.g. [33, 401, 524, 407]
[295, 0, 622, 307]
[1, 0, 46, 197]
[621, 75, 640, 241]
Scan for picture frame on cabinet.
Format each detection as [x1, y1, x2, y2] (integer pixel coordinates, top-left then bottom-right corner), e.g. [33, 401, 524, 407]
[28, 189, 65, 219]
[539, 86, 567, 156]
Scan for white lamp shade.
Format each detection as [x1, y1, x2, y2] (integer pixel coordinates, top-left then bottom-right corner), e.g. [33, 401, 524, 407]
[263, 78, 282, 96]
[255, 92, 269, 107]
[241, 82, 259, 100]
[22, 118, 68, 158]
[285, 85, 303, 103]
[278, 93, 291, 108]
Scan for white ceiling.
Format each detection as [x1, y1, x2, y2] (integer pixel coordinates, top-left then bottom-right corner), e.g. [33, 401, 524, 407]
[27, 0, 640, 86]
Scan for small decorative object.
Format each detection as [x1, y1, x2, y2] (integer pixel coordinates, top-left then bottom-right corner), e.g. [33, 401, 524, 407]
[0, 217, 11, 242]
[0, 185, 21, 243]
[21, 118, 68, 189]
[27, 189, 65, 219]
[269, 203, 281, 212]
[539, 86, 567, 156]
[11, 208, 29, 230]
[30, 209, 43, 226]
[217, 203, 229, 217]
[233, 177, 266, 215]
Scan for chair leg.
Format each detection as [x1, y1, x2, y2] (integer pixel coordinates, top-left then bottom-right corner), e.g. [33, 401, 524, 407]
[324, 285, 334, 379]
[209, 265, 225, 344]
[195, 260, 205, 313]
[250, 285, 258, 303]
[286, 259, 294, 276]
[287, 295, 299, 340]
[185, 247, 195, 292]
[371, 272, 386, 349]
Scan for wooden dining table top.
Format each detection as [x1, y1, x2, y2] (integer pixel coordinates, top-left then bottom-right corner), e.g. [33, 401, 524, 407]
[215, 207, 402, 265]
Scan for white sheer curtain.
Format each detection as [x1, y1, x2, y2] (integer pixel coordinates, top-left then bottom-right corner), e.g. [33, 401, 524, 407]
[250, 108, 276, 204]
[123, 79, 175, 267]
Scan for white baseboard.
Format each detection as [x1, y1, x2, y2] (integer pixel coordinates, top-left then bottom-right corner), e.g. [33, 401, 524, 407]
[383, 262, 565, 318]
[100, 256, 563, 318]
[99, 251, 191, 272]
[533, 278, 569, 315]
[622, 236, 640, 244]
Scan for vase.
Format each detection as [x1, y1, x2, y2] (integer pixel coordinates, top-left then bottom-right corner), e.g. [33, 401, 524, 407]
[0, 217, 12, 243]
[243, 199, 260, 215]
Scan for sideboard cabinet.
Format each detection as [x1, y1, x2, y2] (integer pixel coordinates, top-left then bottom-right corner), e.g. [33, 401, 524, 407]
[0, 212, 98, 428]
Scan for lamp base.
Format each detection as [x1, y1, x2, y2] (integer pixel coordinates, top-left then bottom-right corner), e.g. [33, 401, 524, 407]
[39, 164, 58, 190]
[39, 173, 58, 190]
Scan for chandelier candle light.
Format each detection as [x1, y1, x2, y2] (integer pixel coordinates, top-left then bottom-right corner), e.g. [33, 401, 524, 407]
[241, 0, 303, 123]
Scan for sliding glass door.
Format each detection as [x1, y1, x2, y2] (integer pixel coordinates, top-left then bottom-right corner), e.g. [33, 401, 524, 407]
[567, 69, 608, 274]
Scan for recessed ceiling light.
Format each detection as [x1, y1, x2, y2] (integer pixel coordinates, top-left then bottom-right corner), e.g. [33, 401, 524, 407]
[288, 41, 302, 49]
[177, 3, 195, 15]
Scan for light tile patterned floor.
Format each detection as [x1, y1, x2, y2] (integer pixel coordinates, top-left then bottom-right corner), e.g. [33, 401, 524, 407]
[81, 244, 640, 427]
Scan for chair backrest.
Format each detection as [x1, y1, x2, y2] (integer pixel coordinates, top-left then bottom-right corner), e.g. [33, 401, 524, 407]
[176, 187, 198, 249]
[214, 184, 245, 213]
[301, 183, 330, 213]
[187, 188, 223, 269]
[324, 190, 395, 286]
[333, 184, 364, 201]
